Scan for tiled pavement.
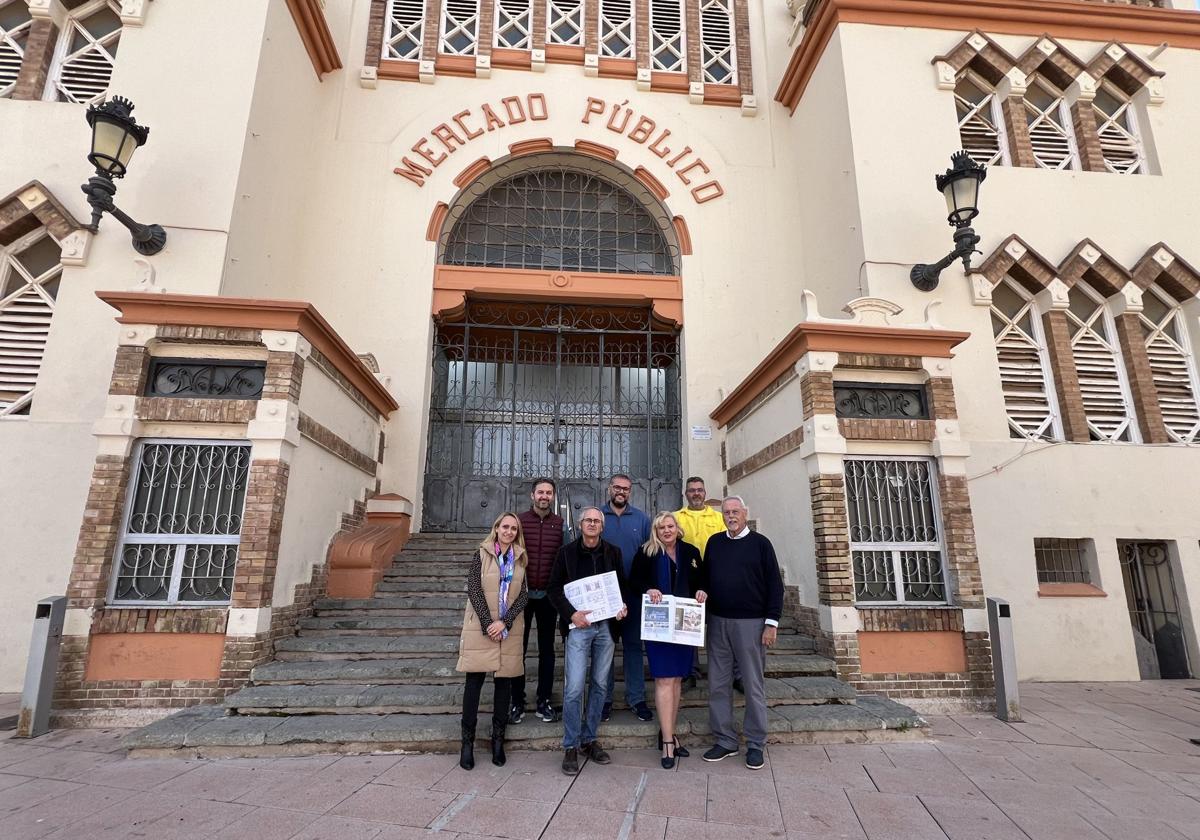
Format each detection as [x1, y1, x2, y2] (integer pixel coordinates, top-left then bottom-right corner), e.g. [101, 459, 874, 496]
[1, 681, 1199, 839]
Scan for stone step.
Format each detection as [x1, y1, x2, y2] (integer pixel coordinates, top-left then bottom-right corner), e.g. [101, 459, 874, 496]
[274, 633, 818, 661]
[123, 696, 926, 757]
[314, 596, 466, 616]
[298, 616, 465, 635]
[225, 676, 856, 715]
[375, 579, 469, 594]
[251, 654, 838, 685]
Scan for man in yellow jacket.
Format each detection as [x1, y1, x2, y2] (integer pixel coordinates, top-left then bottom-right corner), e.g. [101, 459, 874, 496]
[674, 476, 726, 690]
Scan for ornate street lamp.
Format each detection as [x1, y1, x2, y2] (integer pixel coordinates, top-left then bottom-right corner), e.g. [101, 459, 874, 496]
[910, 150, 987, 292]
[80, 96, 167, 256]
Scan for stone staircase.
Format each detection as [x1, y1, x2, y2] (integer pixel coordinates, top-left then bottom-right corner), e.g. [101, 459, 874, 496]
[124, 533, 925, 757]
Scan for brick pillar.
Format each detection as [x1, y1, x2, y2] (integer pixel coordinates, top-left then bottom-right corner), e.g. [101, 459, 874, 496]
[800, 370, 835, 417]
[421, 0, 443, 61]
[1041, 310, 1091, 441]
[531, 0, 546, 52]
[584, 0, 599, 55]
[733, 0, 752, 96]
[810, 474, 853, 606]
[684, 0, 701, 84]
[108, 346, 150, 396]
[936, 472, 984, 609]
[66, 456, 134, 607]
[262, 350, 305, 402]
[635, 0, 649, 73]
[365, 0, 386, 66]
[1070, 100, 1107, 172]
[477, 0, 495, 61]
[1002, 95, 1036, 167]
[1113, 312, 1170, 443]
[232, 460, 291, 608]
[12, 18, 57, 101]
[927, 376, 957, 420]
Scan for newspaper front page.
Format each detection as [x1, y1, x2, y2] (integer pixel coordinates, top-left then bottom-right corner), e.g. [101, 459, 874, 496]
[640, 594, 705, 647]
[563, 571, 624, 625]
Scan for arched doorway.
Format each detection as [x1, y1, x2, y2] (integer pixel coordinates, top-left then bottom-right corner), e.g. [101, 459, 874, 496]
[422, 154, 683, 532]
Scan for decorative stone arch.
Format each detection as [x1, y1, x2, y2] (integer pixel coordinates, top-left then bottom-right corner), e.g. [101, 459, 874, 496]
[1018, 36, 1108, 171]
[1057, 239, 1131, 297]
[1087, 41, 1165, 104]
[0, 180, 88, 258]
[1132, 243, 1200, 301]
[428, 148, 688, 325]
[933, 32, 1027, 168]
[974, 234, 1061, 302]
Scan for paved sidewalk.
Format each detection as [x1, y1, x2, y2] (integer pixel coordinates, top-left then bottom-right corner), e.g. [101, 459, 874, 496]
[0, 681, 1198, 839]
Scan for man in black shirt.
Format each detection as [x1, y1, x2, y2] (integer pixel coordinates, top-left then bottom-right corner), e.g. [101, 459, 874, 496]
[699, 496, 783, 771]
[547, 507, 629, 776]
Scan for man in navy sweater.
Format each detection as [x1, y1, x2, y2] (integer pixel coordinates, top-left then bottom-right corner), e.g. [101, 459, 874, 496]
[699, 495, 783, 770]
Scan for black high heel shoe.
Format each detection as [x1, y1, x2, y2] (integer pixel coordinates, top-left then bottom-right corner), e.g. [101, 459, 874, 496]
[661, 737, 677, 769]
[658, 731, 690, 759]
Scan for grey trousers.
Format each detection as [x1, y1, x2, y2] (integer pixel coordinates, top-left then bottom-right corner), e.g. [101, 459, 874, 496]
[707, 615, 768, 751]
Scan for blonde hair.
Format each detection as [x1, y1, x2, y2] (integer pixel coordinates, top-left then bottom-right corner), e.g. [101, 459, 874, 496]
[641, 511, 685, 556]
[481, 512, 527, 563]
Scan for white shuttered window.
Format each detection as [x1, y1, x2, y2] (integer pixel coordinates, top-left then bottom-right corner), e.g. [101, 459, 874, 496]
[48, 0, 122, 105]
[0, 228, 62, 418]
[384, 0, 426, 61]
[495, 0, 532, 49]
[1093, 83, 1146, 175]
[1024, 78, 1078, 171]
[0, 0, 32, 99]
[546, 0, 584, 46]
[598, 0, 634, 59]
[440, 0, 480, 55]
[699, 0, 735, 85]
[649, 0, 685, 73]
[991, 278, 1060, 440]
[1140, 286, 1200, 443]
[955, 71, 1010, 167]
[1066, 282, 1138, 442]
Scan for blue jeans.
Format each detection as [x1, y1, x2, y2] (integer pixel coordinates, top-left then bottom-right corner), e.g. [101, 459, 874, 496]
[606, 615, 646, 707]
[562, 621, 614, 749]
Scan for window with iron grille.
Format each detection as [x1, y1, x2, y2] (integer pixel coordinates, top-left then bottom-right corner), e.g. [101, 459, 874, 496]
[0, 0, 32, 99]
[109, 441, 251, 606]
[0, 226, 62, 418]
[546, 0, 584, 46]
[598, 0, 634, 59]
[1066, 281, 1139, 442]
[649, 0, 685, 73]
[1140, 285, 1200, 443]
[990, 276, 1061, 440]
[844, 457, 948, 604]
[47, 0, 122, 104]
[1092, 82, 1146, 175]
[1034, 537, 1092, 584]
[1023, 77, 1078, 171]
[384, 0, 426, 61]
[954, 70, 1010, 167]
[440, 0, 480, 56]
[698, 0, 735, 85]
[494, 0, 532, 50]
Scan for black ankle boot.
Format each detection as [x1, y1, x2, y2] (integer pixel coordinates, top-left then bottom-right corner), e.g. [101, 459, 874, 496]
[491, 722, 507, 767]
[460, 724, 476, 770]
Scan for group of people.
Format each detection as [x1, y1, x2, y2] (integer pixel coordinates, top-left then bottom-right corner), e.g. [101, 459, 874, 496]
[454, 474, 784, 775]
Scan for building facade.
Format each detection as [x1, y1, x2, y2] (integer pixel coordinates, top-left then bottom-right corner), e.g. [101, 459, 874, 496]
[1, 0, 1199, 719]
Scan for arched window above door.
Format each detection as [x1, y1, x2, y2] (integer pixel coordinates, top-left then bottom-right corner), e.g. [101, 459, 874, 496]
[439, 157, 679, 276]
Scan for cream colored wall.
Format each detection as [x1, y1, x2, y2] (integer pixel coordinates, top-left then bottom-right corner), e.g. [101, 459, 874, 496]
[297, 363, 380, 458]
[723, 376, 802, 468]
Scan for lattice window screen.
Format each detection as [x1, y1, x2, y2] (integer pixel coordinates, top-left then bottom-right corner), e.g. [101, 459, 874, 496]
[49, 0, 122, 104]
[1066, 282, 1138, 442]
[1140, 286, 1200, 443]
[649, 0, 684, 73]
[440, 0, 480, 55]
[1024, 78, 1078, 171]
[699, 0, 735, 84]
[1093, 83, 1146, 175]
[598, 0, 634, 59]
[955, 71, 1009, 167]
[385, 0, 426, 60]
[546, 0, 584, 45]
[990, 278, 1059, 440]
[0, 229, 62, 418]
[494, 0, 532, 49]
[0, 0, 32, 98]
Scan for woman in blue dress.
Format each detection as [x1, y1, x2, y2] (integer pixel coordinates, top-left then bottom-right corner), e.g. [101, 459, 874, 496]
[630, 511, 707, 769]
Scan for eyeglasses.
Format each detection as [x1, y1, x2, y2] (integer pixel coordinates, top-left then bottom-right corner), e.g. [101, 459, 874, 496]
[581, 518, 603, 524]
[610, 485, 631, 492]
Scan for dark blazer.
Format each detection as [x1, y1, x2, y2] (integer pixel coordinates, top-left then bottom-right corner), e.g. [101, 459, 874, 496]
[547, 537, 627, 639]
[628, 542, 703, 603]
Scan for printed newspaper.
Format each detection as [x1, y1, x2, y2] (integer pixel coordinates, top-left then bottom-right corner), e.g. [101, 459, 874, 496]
[562, 571, 624, 625]
[640, 594, 705, 647]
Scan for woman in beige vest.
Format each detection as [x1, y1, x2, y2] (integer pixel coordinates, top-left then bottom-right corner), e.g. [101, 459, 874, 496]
[457, 512, 529, 770]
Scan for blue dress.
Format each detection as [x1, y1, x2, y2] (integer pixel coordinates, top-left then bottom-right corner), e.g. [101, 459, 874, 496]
[635, 546, 699, 679]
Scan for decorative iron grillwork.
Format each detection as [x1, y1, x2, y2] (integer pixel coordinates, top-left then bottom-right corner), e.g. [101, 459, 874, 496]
[844, 457, 947, 603]
[145, 359, 266, 400]
[440, 167, 677, 275]
[49, 0, 122, 105]
[423, 302, 681, 532]
[110, 441, 250, 604]
[1034, 537, 1091, 584]
[833, 382, 928, 420]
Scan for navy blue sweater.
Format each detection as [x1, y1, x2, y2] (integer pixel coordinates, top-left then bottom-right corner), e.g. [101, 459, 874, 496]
[701, 531, 785, 622]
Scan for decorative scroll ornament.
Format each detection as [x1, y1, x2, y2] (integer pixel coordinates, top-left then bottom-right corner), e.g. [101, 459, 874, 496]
[146, 359, 266, 400]
[834, 383, 929, 420]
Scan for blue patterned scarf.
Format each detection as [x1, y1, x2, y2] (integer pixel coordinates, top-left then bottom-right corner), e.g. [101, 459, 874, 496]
[495, 542, 515, 640]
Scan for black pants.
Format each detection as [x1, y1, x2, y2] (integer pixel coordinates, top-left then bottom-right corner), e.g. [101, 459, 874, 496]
[513, 595, 558, 707]
[462, 672, 512, 732]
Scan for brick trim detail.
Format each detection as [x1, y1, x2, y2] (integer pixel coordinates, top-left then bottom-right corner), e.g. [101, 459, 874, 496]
[838, 418, 936, 442]
[90, 608, 229, 635]
[11, 18, 57, 101]
[66, 455, 134, 608]
[927, 377, 957, 420]
[307, 346, 381, 418]
[937, 472, 984, 609]
[298, 412, 379, 475]
[262, 350, 305, 403]
[1041, 310, 1090, 442]
[0, 181, 85, 245]
[1113, 311, 1169, 443]
[800, 370, 835, 419]
[836, 353, 923, 370]
[810, 474, 853, 606]
[834, 630, 994, 704]
[733, 0, 753, 96]
[232, 460, 291, 608]
[109, 346, 151, 396]
[365, 0, 387, 67]
[133, 397, 258, 424]
[727, 426, 804, 483]
[422, 0, 444, 63]
[156, 325, 263, 345]
[684, 0, 701, 84]
[858, 606, 964, 632]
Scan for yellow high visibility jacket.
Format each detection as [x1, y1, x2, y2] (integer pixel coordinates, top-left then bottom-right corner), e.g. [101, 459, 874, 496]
[673, 505, 725, 561]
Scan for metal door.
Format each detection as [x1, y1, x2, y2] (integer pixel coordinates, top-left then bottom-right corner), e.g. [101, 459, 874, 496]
[1119, 540, 1192, 679]
[422, 301, 681, 532]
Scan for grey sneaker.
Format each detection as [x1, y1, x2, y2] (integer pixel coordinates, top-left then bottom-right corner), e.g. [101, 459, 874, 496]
[562, 748, 580, 775]
[746, 748, 765, 770]
[702, 744, 739, 762]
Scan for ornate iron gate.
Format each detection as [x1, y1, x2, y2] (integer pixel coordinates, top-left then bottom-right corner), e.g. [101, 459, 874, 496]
[422, 301, 682, 532]
[1119, 540, 1192, 679]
